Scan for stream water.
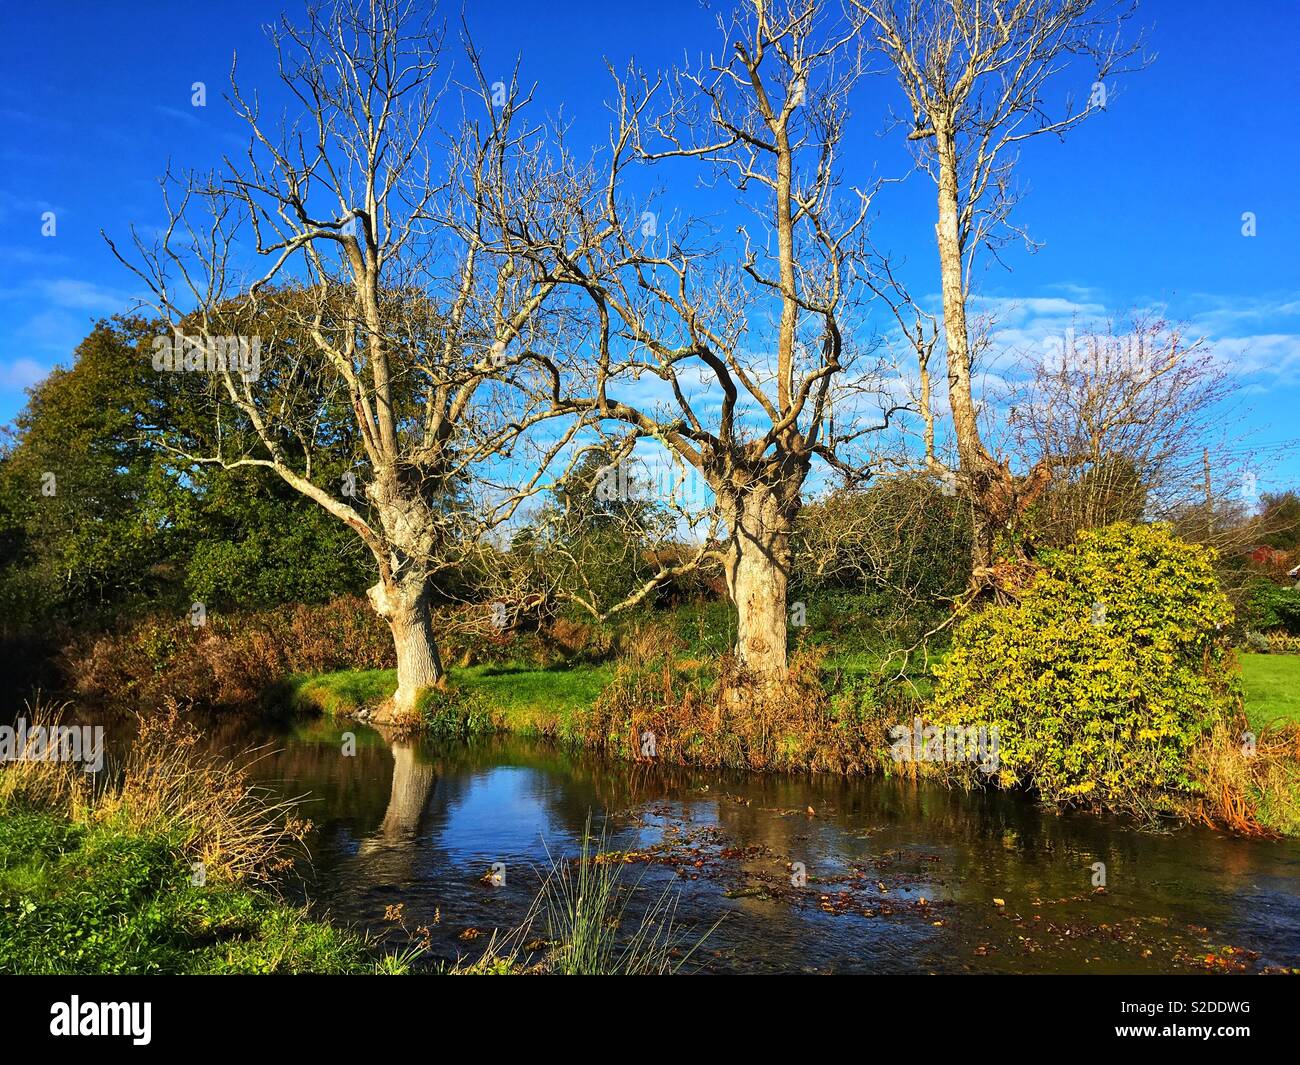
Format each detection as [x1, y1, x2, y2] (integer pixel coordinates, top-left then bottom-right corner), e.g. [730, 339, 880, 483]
[207, 715, 1300, 974]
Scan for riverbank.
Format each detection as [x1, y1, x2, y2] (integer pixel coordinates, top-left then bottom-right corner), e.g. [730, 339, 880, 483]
[288, 651, 1300, 734]
[286, 652, 1300, 836]
[0, 703, 406, 975]
[0, 809, 389, 974]
[0, 703, 708, 975]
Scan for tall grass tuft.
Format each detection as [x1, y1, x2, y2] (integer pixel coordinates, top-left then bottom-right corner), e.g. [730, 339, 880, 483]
[539, 816, 713, 975]
[0, 698, 93, 816]
[101, 699, 310, 883]
[2, 695, 308, 884]
[448, 816, 717, 975]
[1189, 717, 1300, 836]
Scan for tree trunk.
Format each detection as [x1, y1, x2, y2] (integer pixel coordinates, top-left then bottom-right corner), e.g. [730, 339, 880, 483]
[368, 577, 443, 721]
[970, 509, 997, 577]
[723, 483, 797, 682]
[934, 129, 1006, 586]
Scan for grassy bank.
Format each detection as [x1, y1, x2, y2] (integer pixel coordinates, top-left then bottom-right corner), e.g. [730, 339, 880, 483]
[0, 810, 383, 974]
[291, 652, 1298, 734]
[0, 805, 700, 976]
[289, 662, 618, 734]
[0, 704, 403, 975]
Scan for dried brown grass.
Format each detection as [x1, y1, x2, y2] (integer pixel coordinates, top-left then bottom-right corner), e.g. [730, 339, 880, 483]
[1188, 716, 1300, 837]
[573, 649, 899, 774]
[1, 695, 308, 885]
[64, 596, 393, 712]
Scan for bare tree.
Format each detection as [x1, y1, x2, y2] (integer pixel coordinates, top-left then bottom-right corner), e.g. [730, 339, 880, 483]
[524, 0, 898, 682]
[857, 0, 1146, 585]
[108, 0, 596, 720]
[1010, 315, 1243, 550]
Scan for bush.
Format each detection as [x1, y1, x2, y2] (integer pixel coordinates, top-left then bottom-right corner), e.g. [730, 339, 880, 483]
[418, 686, 501, 737]
[1242, 578, 1300, 635]
[931, 523, 1240, 809]
[64, 595, 393, 712]
[791, 477, 970, 645]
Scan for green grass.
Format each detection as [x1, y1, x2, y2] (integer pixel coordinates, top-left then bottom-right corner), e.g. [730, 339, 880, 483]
[289, 650, 1298, 750]
[289, 661, 616, 732]
[287, 668, 398, 716]
[1240, 652, 1300, 730]
[456, 663, 615, 731]
[0, 810, 384, 974]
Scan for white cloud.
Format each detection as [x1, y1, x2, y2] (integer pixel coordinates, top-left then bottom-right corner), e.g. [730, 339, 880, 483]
[0, 357, 52, 390]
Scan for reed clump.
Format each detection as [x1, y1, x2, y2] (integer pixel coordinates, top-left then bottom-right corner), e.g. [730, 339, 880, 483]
[570, 649, 909, 775]
[1188, 716, 1300, 837]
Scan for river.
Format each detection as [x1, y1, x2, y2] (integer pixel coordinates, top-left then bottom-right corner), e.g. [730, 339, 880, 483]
[200, 714, 1300, 974]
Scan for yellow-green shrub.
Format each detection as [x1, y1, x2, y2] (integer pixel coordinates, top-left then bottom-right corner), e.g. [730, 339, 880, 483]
[932, 523, 1240, 808]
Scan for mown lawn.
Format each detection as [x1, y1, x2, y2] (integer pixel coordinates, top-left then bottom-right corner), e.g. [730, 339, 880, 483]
[1240, 653, 1300, 729]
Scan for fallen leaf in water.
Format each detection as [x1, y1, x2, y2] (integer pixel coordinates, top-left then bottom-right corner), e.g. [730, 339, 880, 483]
[993, 898, 1006, 907]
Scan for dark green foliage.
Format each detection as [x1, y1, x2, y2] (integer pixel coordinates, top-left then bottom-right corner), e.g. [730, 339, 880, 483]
[511, 448, 683, 615]
[184, 490, 368, 609]
[417, 685, 501, 737]
[1257, 491, 1300, 550]
[0, 315, 371, 629]
[791, 476, 970, 646]
[1243, 577, 1300, 635]
[0, 318, 179, 625]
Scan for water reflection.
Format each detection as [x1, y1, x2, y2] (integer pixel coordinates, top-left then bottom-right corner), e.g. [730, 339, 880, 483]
[367, 736, 435, 846]
[234, 719, 1300, 974]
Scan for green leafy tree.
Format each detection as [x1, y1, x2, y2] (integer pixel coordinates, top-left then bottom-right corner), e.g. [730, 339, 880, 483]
[0, 318, 178, 624]
[0, 315, 372, 627]
[1257, 491, 1300, 551]
[516, 449, 676, 616]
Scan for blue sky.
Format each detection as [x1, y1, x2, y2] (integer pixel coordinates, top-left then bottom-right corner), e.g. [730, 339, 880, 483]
[2, 0, 1298, 494]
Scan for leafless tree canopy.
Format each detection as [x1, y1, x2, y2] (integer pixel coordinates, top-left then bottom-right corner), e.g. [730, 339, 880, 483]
[1010, 315, 1244, 552]
[108, 0, 604, 717]
[858, 0, 1148, 584]
[509, 0, 902, 679]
